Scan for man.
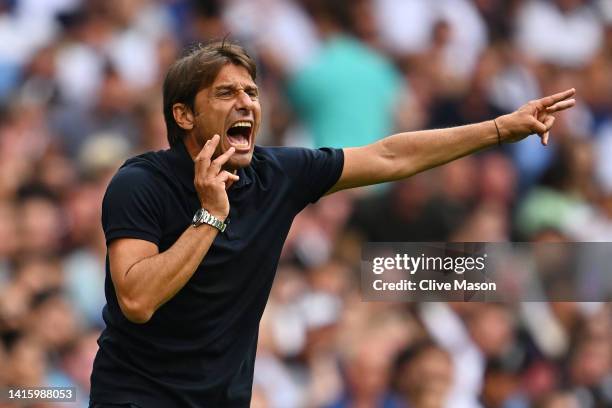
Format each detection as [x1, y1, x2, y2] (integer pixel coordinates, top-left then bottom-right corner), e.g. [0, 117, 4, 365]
[392, 342, 454, 408]
[89, 41, 575, 407]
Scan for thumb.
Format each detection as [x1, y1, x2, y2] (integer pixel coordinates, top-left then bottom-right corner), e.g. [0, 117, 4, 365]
[225, 177, 238, 190]
[217, 171, 240, 189]
[532, 118, 548, 135]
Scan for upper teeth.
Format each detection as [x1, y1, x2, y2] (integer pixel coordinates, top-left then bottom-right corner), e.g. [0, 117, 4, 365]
[231, 121, 252, 128]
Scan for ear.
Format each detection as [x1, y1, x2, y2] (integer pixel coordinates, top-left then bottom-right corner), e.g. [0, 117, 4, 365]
[172, 103, 195, 131]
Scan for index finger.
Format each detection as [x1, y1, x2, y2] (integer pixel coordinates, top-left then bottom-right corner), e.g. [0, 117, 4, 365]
[210, 146, 236, 171]
[545, 98, 575, 113]
[537, 88, 576, 109]
[196, 134, 220, 161]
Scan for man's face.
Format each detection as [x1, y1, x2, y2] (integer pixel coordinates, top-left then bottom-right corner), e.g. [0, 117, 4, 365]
[191, 64, 261, 170]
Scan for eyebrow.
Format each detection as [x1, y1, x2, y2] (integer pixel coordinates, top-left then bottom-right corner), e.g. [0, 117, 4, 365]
[214, 83, 258, 92]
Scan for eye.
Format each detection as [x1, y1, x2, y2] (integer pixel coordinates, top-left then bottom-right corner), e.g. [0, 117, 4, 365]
[216, 89, 234, 98]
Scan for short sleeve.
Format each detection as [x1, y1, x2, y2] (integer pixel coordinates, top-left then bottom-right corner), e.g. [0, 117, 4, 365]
[273, 147, 344, 205]
[101, 164, 164, 246]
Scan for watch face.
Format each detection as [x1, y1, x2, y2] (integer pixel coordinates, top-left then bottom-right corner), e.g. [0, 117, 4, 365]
[193, 208, 204, 224]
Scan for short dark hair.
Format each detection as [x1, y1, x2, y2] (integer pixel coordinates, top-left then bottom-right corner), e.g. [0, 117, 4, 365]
[162, 41, 257, 147]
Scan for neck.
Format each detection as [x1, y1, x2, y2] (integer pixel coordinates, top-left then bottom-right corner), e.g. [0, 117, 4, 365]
[183, 135, 201, 161]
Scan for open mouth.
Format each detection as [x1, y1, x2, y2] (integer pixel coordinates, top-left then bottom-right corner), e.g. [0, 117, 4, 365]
[226, 121, 252, 151]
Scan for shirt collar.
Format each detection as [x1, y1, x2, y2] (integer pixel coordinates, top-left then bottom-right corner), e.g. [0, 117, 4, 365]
[166, 140, 252, 193]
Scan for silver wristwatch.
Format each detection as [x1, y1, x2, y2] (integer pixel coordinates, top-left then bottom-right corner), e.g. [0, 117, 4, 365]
[192, 208, 227, 232]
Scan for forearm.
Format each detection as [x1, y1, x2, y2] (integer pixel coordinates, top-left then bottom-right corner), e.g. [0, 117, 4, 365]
[331, 120, 499, 192]
[378, 120, 499, 180]
[121, 225, 219, 320]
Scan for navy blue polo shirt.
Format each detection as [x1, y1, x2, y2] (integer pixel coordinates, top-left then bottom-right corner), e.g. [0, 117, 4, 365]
[90, 141, 344, 407]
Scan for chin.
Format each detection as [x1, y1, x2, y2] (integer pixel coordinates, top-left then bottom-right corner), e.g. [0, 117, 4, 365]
[228, 152, 253, 170]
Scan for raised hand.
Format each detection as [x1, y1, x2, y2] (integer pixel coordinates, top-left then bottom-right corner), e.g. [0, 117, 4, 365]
[193, 135, 239, 220]
[497, 88, 576, 145]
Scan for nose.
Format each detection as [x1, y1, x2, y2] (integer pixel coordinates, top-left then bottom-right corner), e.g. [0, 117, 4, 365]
[234, 90, 255, 112]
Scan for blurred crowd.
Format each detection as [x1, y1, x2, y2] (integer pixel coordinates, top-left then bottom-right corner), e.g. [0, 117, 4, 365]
[0, 0, 611, 407]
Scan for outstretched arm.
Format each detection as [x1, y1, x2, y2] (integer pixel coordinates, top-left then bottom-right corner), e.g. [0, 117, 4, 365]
[328, 89, 576, 193]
